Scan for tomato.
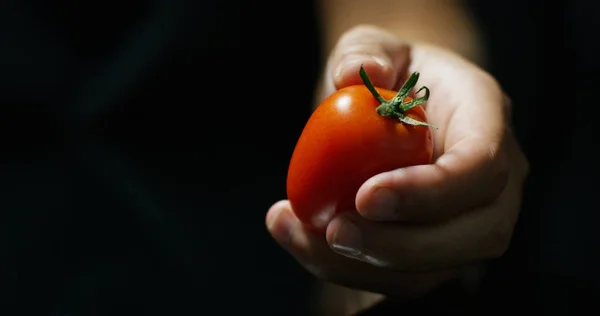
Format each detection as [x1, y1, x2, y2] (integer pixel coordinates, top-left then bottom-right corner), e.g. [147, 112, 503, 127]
[286, 66, 434, 232]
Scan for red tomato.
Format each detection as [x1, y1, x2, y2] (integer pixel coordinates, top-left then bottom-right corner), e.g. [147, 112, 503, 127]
[286, 67, 434, 232]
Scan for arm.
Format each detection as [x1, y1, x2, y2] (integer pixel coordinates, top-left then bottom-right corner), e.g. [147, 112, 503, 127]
[313, 0, 487, 107]
[316, 0, 486, 65]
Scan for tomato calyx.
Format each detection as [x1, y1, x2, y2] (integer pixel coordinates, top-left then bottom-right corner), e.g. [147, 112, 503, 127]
[359, 65, 437, 129]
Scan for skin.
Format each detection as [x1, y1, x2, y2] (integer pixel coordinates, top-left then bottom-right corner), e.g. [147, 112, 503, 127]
[314, 0, 486, 111]
[267, 1, 526, 314]
[266, 25, 529, 315]
[287, 85, 433, 232]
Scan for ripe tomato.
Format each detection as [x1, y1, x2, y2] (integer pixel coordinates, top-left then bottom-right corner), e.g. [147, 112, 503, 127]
[286, 66, 434, 232]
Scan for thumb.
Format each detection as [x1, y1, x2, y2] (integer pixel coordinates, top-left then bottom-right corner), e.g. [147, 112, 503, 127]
[326, 25, 410, 91]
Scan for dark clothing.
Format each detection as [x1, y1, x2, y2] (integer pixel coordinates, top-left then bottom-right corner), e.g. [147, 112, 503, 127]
[1, 0, 597, 315]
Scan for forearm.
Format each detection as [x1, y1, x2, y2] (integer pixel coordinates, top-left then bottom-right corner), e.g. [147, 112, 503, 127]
[316, 0, 486, 65]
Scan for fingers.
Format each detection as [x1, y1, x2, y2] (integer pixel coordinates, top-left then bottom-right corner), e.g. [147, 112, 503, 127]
[323, 25, 410, 94]
[357, 134, 510, 222]
[266, 200, 457, 297]
[333, 164, 524, 272]
[356, 55, 511, 222]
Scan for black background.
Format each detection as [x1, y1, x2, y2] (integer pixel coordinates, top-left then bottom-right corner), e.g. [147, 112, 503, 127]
[1, 0, 598, 315]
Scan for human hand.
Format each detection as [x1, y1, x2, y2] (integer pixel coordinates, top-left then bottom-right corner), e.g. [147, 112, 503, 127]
[266, 25, 529, 298]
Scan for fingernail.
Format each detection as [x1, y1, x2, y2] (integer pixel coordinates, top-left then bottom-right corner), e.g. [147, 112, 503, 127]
[332, 220, 363, 258]
[335, 54, 387, 78]
[363, 187, 399, 220]
[268, 209, 295, 246]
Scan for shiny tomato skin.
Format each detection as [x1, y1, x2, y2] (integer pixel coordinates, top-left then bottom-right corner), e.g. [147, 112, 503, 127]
[286, 85, 433, 232]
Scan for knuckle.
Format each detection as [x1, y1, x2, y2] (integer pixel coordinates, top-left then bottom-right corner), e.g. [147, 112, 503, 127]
[339, 43, 387, 59]
[340, 24, 387, 43]
[477, 68, 503, 93]
[336, 24, 399, 55]
[330, 25, 392, 72]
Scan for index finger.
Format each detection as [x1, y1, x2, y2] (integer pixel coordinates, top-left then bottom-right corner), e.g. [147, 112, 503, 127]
[317, 25, 410, 104]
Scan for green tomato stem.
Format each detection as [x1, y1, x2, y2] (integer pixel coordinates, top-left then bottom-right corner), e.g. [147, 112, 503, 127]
[359, 65, 437, 129]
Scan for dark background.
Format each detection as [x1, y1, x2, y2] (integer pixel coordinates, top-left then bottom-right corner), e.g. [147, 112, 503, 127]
[1, 0, 597, 315]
